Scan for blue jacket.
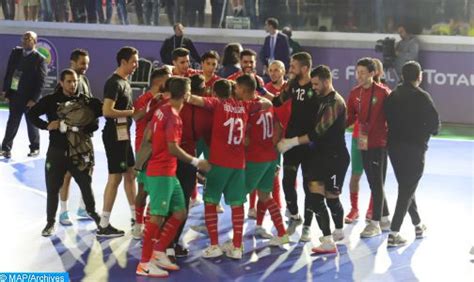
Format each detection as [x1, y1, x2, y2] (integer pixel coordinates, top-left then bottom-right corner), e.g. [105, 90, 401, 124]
[259, 32, 290, 68]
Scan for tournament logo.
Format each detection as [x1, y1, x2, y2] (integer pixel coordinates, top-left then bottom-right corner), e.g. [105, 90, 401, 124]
[36, 38, 59, 95]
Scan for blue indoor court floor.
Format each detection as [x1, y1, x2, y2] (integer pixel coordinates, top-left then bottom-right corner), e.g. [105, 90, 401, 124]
[0, 109, 473, 282]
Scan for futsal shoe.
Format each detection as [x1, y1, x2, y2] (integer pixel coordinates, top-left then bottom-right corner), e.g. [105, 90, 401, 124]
[380, 219, 391, 232]
[332, 229, 345, 241]
[365, 210, 373, 221]
[27, 149, 39, 157]
[225, 245, 243, 259]
[202, 245, 223, 258]
[255, 226, 273, 239]
[360, 222, 382, 238]
[247, 208, 257, 219]
[41, 222, 55, 237]
[1, 150, 11, 159]
[76, 207, 92, 220]
[287, 214, 303, 235]
[131, 223, 143, 240]
[153, 251, 180, 271]
[269, 234, 290, 246]
[415, 224, 427, 239]
[136, 262, 169, 278]
[299, 226, 311, 242]
[59, 211, 73, 226]
[174, 244, 189, 257]
[344, 209, 359, 224]
[312, 236, 337, 254]
[387, 233, 407, 248]
[96, 224, 125, 238]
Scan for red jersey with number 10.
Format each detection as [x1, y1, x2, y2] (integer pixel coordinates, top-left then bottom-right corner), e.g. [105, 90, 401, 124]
[203, 97, 261, 169]
[147, 104, 182, 177]
[246, 97, 277, 162]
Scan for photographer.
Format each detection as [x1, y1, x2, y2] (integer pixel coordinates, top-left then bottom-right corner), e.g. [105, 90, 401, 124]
[394, 24, 419, 79]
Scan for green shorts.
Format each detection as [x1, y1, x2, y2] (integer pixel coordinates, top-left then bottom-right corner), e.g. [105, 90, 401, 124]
[137, 170, 147, 185]
[196, 138, 210, 160]
[145, 176, 186, 216]
[204, 165, 246, 206]
[245, 161, 277, 194]
[351, 137, 364, 175]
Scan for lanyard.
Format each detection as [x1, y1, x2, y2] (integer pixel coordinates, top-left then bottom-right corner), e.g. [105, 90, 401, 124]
[358, 83, 375, 123]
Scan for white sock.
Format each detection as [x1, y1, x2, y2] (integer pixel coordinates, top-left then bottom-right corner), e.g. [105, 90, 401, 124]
[60, 201, 68, 213]
[100, 211, 111, 228]
[130, 205, 136, 220]
[390, 231, 398, 236]
[381, 216, 390, 222]
[79, 198, 86, 210]
[335, 228, 343, 233]
[371, 220, 380, 226]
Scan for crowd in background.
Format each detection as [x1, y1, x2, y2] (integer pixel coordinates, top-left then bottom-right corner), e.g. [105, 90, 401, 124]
[1, 0, 473, 36]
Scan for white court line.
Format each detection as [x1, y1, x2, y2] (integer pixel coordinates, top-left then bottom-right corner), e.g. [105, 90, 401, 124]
[6, 183, 47, 198]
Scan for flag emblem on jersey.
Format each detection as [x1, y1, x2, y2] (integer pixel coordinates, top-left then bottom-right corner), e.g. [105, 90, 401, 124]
[372, 96, 377, 105]
[307, 89, 314, 98]
[120, 161, 126, 169]
[46, 162, 51, 171]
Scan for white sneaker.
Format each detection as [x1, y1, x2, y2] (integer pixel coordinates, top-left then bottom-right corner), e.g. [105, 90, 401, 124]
[59, 211, 73, 226]
[76, 207, 92, 220]
[132, 223, 143, 240]
[216, 204, 225, 213]
[152, 251, 179, 271]
[360, 222, 382, 238]
[136, 262, 169, 278]
[220, 240, 234, 252]
[225, 245, 243, 259]
[380, 219, 391, 232]
[202, 245, 223, 258]
[287, 215, 303, 236]
[332, 229, 345, 241]
[300, 226, 311, 242]
[190, 224, 208, 235]
[248, 208, 257, 219]
[312, 235, 337, 254]
[269, 234, 290, 246]
[255, 226, 273, 239]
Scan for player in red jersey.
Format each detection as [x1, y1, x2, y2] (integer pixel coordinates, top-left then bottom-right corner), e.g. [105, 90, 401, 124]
[136, 77, 211, 278]
[227, 49, 265, 86]
[131, 67, 171, 240]
[187, 77, 272, 259]
[240, 74, 289, 246]
[171, 48, 200, 77]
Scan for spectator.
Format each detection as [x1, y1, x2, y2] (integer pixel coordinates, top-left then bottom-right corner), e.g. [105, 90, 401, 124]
[52, 0, 69, 22]
[69, 0, 86, 22]
[282, 26, 303, 55]
[231, 0, 243, 17]
[217, 42, 242, 78]
[135, 0, 145, 25]
[244, 0, 257, 28]
[160, 23, 200, 65]
[40, 0, 53, 21]
[186, 0, 205, 27]
[23, 0, 40, 21]
[1, 0, 15, 20]
[106, 0, 129, 24]
[260, 17, 290, 71]
[210, 0, 227, 28]
[144, 0, 160, 26]
[394, 23, 419, 79]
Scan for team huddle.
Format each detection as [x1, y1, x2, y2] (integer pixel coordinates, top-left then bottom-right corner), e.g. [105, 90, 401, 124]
[27, 42, 439, 279]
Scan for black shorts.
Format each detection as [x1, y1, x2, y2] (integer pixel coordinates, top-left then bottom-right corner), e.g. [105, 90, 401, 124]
[305, 147, 350, 195]
[102, 125, 135, 174]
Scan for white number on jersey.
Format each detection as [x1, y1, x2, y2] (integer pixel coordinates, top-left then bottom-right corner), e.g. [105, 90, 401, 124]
[223, 117, 244, 145]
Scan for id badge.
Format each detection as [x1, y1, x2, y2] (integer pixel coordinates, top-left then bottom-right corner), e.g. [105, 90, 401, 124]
[10, 70, 22, 91]
[358, 123, 369, 151]
[115, 117, 129, 141]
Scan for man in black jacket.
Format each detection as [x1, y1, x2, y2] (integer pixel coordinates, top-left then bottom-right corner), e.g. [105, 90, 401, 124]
[384, 61, 440, 247]
[1, 31, 47, 159]
[27, 69, 102, 237]
[160, 23, 201, 65]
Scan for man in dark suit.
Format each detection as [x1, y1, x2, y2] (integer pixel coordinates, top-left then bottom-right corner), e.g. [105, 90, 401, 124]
[160, 23, 201, 65]
[260, 17, 290, 72]
[1, 31, 47, 159]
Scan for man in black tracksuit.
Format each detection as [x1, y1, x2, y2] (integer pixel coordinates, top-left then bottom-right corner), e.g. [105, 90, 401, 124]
[27, 69, 101, 237]
[384, 61, 440, 247]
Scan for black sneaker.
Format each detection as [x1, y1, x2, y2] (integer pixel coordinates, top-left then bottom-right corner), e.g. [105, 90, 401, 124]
[96, 224, 125, 238]
[1, 150, 11, 159]
[166, 248, 177, 264]
[174, 244, 189, 258]
[415, 224, 427, 239]
[387, 233, 407, 248]
[27, 149, 39, 157]
[42, 222, 55, 237]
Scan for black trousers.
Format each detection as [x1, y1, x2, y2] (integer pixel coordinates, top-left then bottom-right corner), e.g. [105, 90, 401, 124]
[361, 147, 390, 221]
[173, 159, 197, 244]
[45, 146, 97, 224]
[282, 145, 310, 217]
[389, 143, 424, 232]
[1, 0, 15, 19]
[2, 100, 39, 152]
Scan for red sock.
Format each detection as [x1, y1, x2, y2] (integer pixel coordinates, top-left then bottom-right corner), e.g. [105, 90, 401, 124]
[272, 172, 282, 209]
[205, 204, 219, 245]
[350, 192, 359, 211]
[266, 198, 286, 237]
[136, 206, 145, 224]
[154, 216, 182, 252]
[141, 221, 158, 262]
[231, 205, 244, 248]
[367, 194, 373, 214]
[256, 200, 267, 226]
[144, 206, 151, 224]
[249, 190, 257, 209]
[191, 184, 198, 200]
